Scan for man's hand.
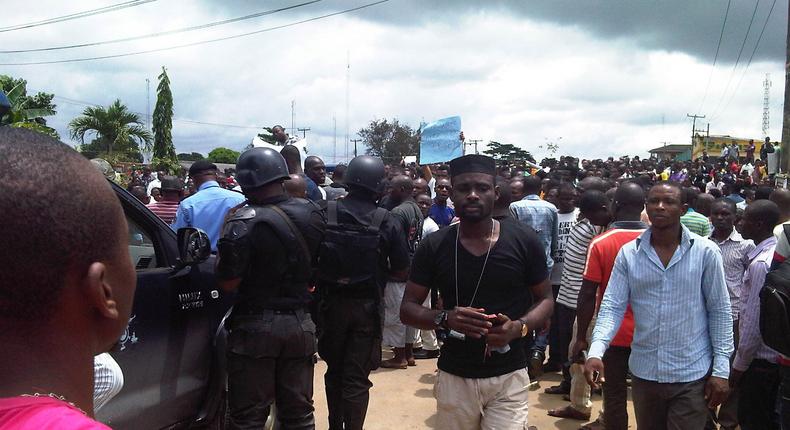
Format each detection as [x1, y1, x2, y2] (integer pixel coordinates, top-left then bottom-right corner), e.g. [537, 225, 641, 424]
[584, 357, 605, 389]
[485, 313, 520, 348]
[705, 376, 730, 409]
[570, 339, 588, 364]
[446, 307, 492, 339]
[728, 369, 743, 388]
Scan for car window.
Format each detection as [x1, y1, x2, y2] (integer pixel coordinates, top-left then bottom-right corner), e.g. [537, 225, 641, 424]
[127, 214, 158, 269]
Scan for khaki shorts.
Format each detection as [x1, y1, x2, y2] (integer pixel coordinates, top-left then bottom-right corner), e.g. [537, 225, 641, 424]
[435, 367, 530, 430]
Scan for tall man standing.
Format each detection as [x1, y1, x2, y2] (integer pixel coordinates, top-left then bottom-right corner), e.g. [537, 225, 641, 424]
[316, 155, 410, 430]
[218, 148, 326, 429]
[401, 154, 553, 429]
[172, 160, 245, 251]
[585, 182, 733, 429]
[429, 177, 455, 227]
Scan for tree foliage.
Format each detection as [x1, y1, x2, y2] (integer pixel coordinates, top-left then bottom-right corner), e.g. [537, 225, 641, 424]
[483, 141, 535, 163]
[152, 67, 176, 163]
[359, 118, 419, 162]
[207, 147, 240, 164]
[69, 99, 152, 162]
[0, 74, 59, 138]
[256, 126, 277, 144]
[177, 152, 205, 161]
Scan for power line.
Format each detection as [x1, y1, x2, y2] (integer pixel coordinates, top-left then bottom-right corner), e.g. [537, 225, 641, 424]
[710, 0, 762, 119]
[0, 0, 391, 66]
[1, 0, 323, 54]
[0, 0, 157, 33]
[696, 0, 732, 114]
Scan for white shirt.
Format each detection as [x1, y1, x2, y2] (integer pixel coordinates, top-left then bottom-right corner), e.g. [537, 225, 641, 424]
[422, 216, 440, 237]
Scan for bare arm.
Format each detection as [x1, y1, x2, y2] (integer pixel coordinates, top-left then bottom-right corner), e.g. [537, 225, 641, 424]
[421, 164, 433, 182]
[400, 280, 493, 339]
[571, 280, 600, 358]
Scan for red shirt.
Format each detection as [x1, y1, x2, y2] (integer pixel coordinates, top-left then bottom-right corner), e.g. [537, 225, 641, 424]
[147, 200, 180, 224]
[0, 396, 110, 429]
[583, 227, 646, 347]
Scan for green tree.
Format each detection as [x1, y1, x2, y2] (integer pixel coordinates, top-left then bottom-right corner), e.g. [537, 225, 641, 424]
[359, 118, 419, 163]
[177, 152, 205, 161]
[152, 67, 177, 163]
[256, 126, 277, 144]
[69, 99, 152, 162]
[207, 147, 240, 164]
[483, 141, 535, 163]
[0, 75, 59, 138]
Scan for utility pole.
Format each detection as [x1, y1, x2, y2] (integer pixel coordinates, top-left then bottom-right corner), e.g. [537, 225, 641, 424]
[687, 113, 705, 154]
[291, 100, 295, 137]
[350, 139, 362, 157]
[145, 78, 151, 164]
[345, 51, 350, 160]
[782, 0, 790, 173]
[467, 139, 482, 155]
[297, 127, 311, 138]
[333, 116, 337, 163]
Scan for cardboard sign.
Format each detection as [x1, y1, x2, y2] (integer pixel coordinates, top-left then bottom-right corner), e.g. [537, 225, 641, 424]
[420, 116, 462, 164]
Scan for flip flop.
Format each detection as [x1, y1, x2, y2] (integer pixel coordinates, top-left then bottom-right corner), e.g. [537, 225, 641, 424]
[547, 405, 591, 421]
[379, 359, 407, 369]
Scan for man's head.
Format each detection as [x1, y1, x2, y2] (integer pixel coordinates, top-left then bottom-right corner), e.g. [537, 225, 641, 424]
[389, 175, 413, 205]
[272, 125, 288, 144]
[646, 182, 687, 229]
[510, 179, 526, 201]
[544, 187, 559, 207]
[284, 174, 307, 199]
[449, 155, 498, 223]
[412, 177, 430, 197]
[304, 156, 326, 185]
[415, 193, 432, 219]
[694, 192, 715, 217]
[150, 187, 162, 202]
[522, 175, 542, 197]
[770, 188, 790, 223]
[555, 183, 577, 213]
[710, 198, 737, 234]
[739, 200, 781, 242]
[0, 128, 136, 353]
[435, 164, 450, 179]
[434, 177, 452, 203]
[579, 190, 611, 226]
[612, 181, 645, 222]
[578, 176, 607, 195]
[130, 186, 150, 205]
[160, 176, 184, 202]
[188, 160, 218, 189]
[332, 164, 347, 183]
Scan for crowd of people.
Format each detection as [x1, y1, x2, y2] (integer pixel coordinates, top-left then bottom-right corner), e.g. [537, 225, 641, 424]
[4, 121, 790, 430]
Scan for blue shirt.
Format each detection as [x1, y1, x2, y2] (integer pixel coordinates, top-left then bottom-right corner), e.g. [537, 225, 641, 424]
[172, 181, 246, 251]
[509, 195, 559, 272]
[305, 176, 323, 202]
[428, 203, 455, 227]
[589, 225, 734, 382]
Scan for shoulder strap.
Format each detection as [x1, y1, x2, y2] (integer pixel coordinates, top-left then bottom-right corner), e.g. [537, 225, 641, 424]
[369, 207, 387, 232]
[268, 205, 313, 272]
[327, 200, 339, 226]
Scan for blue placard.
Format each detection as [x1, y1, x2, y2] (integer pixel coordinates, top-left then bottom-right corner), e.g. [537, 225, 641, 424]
[419, 116, 462, 164]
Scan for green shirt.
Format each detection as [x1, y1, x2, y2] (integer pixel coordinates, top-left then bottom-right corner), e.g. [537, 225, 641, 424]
[681, 210, 711, 237]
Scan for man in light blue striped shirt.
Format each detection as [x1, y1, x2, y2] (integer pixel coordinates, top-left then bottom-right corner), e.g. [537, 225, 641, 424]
[585, 182, 733, 429]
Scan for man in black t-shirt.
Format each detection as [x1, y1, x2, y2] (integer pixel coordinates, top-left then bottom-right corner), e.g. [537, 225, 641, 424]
[401, 154, 553, 430]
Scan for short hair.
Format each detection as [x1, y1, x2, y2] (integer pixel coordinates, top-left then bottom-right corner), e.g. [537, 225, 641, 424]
[0, 128, 124, 320]
[333, 164, 347, 180]
[651, 181, 685, 203]
[579, 190, 607, 213]
[711, 197, 737, 214]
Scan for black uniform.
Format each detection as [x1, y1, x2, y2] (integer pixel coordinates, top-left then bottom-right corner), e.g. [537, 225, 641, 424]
[218, 195, 326, 430]
[316, 194, 410, 430]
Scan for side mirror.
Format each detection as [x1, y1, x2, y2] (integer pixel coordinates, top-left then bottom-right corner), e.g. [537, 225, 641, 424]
[176, 227, 211, 268]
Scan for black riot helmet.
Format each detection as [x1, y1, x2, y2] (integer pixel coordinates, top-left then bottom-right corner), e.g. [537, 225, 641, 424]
[345, 155, 385, 193]
[235, 147, 290, 189]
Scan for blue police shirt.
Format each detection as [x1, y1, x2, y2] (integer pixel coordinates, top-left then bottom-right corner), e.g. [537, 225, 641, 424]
[171, 180, 245, 251]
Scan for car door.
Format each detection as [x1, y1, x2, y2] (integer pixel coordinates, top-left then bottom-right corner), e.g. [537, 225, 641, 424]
[98, 184, 224, 429]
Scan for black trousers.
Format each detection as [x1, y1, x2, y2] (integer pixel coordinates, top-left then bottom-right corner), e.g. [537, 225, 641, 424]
[737, 359, 780, 430]
[551, 302, 577, 385]
[226, 310, 316, 430]
[317, 296, 381, 430]
[632, 376, 708, 430]
[602, 346, 631, 430]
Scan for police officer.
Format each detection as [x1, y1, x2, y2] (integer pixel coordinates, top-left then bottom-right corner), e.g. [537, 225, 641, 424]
[316, 155, 411, 430]
[217, 147, 326, 430]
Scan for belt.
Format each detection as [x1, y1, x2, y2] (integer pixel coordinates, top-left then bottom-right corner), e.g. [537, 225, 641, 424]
[234, 307, 306, 315]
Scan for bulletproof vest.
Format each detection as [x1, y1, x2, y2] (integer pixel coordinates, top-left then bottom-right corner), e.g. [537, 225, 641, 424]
[223, 197, 321, 291]
[317, 200, 387, 288]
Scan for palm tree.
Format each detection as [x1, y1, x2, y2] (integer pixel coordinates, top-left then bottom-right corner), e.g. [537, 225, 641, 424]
[69, 99, 152, 157]
[0, 80, 58, 138]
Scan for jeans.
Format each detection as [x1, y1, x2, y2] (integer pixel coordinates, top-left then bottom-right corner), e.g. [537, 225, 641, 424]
[602, 346, 631, 430]
[737, 359, 780, 430]
[317, 296, 381, 430]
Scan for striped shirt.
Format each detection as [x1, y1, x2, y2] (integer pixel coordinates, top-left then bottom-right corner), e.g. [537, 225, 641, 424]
[556, 219, 604, 309]
[680, 209, 711, 237]
[709, 229, 754, 319]
[148, 200, 180, 224]
[509, 195, 559, 272]
[733, 236, 781, 371]
[589, 225, 734, 382]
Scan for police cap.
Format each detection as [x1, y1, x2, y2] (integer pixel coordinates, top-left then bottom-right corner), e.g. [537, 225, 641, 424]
[235, 147, 290, 189]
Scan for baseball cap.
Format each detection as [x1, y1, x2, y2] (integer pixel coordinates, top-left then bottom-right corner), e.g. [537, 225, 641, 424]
[188, 160, 218, 177]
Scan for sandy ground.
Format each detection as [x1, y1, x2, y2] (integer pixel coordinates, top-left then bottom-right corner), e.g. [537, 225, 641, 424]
[311, 351, 638, 429]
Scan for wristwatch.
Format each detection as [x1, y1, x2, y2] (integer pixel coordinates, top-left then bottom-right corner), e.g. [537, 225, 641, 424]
[518, 318, 529, 337]
[434, 310, 449, 329]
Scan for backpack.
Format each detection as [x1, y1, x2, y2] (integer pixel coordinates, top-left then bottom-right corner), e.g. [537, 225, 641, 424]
[316, 200, 387, 287]
[759, 225, 790, 356]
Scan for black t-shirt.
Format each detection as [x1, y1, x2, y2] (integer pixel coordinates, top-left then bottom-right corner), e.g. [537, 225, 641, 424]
[318, 194, 411, 297]
[409, 219, 548, 378]
[391, 199, 424, 257]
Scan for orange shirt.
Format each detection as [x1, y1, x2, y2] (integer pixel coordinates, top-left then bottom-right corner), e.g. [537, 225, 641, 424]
[583, 227, 646, 347]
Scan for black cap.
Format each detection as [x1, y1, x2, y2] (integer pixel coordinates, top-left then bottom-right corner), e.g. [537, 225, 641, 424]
[160, 175, 183, 191]
[189, 160, 218, 176]
[449, 154, 496, 177]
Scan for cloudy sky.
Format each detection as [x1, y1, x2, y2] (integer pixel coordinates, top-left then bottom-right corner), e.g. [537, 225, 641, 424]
[2, 0, 788, 163]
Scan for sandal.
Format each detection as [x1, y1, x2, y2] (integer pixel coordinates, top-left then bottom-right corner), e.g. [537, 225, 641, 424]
[579, 418, 605, 430]
[547, 405, 591, 421]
